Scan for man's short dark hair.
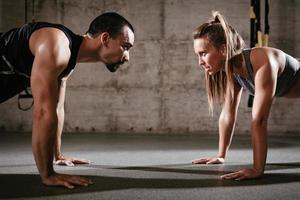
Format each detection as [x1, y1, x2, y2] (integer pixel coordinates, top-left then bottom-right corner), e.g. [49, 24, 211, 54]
[87, 12, 134, 38]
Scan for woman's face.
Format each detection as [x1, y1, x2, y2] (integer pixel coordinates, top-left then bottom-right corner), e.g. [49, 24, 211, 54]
[193, 37, 225, 75]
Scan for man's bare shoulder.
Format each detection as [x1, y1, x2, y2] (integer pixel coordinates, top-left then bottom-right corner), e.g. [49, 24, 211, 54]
[29, 27, 71, 68]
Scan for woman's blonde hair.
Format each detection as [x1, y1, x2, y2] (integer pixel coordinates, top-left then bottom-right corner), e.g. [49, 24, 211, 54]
[193, 11, 245, 114]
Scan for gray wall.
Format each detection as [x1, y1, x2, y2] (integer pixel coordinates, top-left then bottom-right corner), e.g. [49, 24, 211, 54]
[1, 0, 300, 135]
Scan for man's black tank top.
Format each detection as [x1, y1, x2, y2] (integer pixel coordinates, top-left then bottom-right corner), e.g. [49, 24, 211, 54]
[0, 22, 83, 79]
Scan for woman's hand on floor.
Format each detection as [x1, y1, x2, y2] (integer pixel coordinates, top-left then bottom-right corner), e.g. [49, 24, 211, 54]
[192, 157, 225, 164]
[221, 168, 263, 181]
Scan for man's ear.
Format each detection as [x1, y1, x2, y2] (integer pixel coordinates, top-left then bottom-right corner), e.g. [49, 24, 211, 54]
[100, 32, 110, 47]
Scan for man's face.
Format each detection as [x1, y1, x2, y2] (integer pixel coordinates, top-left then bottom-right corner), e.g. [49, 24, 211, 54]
[101, 26, 135, 72]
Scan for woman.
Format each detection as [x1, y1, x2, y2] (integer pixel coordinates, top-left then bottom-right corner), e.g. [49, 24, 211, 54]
[192, 11, 300, 180]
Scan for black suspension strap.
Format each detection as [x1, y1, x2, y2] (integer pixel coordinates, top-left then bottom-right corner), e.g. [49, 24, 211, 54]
[18, 88, 34, 111]
[264, 0, 269, 47]
[248, 0, 260, 108]
[247, 0, 270, 108]
[31, 0, 35, 23]
[250, 0, 257, 48]
[18, 0, 35, 111]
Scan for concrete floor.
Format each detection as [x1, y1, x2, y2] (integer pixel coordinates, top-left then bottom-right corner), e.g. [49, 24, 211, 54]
[0, 132, 299, 200]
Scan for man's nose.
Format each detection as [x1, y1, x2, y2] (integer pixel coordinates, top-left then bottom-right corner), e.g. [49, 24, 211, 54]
[123, 51, 130, 62]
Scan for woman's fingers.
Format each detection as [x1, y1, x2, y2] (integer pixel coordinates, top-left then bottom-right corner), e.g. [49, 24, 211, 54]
[192, 158, 209, 164]
[192, 157, 224, 164]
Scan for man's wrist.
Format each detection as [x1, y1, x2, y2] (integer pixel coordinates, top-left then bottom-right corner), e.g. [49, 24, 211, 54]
[54, 153, 64, 160]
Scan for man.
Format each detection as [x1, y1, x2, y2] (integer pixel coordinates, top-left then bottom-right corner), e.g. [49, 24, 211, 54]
[0, 12, 135, 188]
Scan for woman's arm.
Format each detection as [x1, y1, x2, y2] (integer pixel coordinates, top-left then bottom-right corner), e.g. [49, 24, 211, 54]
[218, 82, 243, 159]
[222, 48, 277, 180]
[192, 82, 243, 164]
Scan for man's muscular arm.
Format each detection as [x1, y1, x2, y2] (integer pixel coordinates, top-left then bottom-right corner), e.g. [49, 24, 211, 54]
[30, 28, 92, 188]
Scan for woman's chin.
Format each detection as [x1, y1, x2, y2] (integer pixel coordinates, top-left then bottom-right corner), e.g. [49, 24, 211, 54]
[208, 71, 214, 75]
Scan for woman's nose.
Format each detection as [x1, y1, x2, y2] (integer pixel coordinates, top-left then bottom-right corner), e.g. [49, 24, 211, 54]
[198, 57, 204, 66]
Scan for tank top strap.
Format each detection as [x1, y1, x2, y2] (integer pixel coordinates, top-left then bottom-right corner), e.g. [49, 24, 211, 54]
[243, 48, 254, 82]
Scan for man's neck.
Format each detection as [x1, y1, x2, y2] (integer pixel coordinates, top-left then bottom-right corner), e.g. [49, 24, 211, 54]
[77, 35, 101, 63]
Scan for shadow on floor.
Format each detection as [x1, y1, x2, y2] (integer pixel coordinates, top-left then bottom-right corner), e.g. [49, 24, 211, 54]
[111, 162, 300, 174]
[1, 170, 300, 198]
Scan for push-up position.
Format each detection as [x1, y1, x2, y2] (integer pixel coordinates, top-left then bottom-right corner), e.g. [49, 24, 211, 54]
[192, 11, 300, 180]
[0, 12, 135, 188]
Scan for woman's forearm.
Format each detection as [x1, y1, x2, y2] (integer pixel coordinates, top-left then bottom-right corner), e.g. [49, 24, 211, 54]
[251, 120, 268, 174]
[218, 116, 236, 158]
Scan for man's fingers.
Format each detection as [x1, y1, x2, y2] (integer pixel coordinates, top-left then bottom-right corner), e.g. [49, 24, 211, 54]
[42, 173, 93, 189]
[54, 158, 91, 166]
[54, 160, 65, 165]
[42, 176, 75, 189]
[54, 159, 75, 166]
[68, 177, 90, 186]
[63, 181, 75, 189]
[65, 160, 75, 167]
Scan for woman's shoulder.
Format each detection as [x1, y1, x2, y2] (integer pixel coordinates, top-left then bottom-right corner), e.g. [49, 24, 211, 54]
[249, 47, 284, 64]
[250, 47, 284, 57]
[249, 47, 286, 77]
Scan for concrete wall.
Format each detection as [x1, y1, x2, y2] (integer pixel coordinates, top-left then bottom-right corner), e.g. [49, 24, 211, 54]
[0, 0, 300, 135]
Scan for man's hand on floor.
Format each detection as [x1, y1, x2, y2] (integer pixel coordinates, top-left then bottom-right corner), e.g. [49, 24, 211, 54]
[54, 155, 91, 167]
[42, 172, 93, 189]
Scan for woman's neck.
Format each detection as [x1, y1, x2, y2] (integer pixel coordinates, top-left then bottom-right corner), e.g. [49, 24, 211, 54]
[231, 53, 247, 79]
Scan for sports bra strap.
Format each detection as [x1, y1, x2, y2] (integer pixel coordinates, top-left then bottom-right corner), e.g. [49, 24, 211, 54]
[243, 48, 254, 82]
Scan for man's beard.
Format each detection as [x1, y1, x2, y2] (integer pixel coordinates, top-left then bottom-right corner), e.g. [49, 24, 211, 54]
[105, 61, 124, 73]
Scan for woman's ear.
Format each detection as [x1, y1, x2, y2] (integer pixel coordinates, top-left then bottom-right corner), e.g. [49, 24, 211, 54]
[220, 44, 226, 56]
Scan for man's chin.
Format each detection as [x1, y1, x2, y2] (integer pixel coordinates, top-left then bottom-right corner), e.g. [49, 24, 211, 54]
[106, 64, 120, 72]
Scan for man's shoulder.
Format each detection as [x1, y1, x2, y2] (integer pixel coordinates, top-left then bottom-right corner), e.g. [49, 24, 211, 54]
[30, 22, 75, 43]
[30, 27, 71, 66]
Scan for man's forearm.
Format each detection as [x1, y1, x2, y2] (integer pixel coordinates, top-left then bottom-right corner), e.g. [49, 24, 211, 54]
[32, 112, 58, 178]
[54, 108, 64, 159]
[54, 79, 66, 160]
